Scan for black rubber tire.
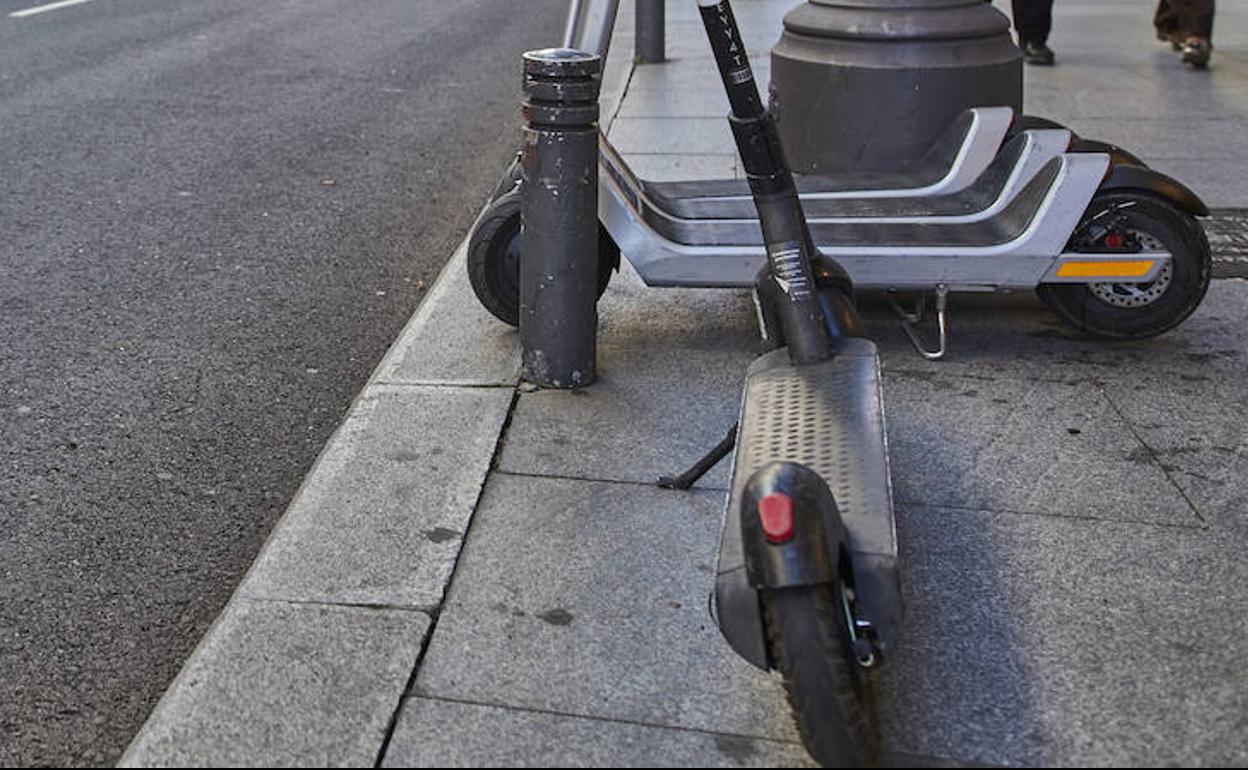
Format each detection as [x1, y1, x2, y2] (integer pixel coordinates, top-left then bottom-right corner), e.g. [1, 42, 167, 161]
[1037, 190, 1211, 340]
[466, 189, 619, 327]
[764, 584, 879, 768]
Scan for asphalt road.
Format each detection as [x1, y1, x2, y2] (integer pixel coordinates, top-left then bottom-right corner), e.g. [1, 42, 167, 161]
[0, 0, 563, 764]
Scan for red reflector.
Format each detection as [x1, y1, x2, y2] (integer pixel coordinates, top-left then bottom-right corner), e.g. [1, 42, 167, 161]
[758, 493, 795, 543]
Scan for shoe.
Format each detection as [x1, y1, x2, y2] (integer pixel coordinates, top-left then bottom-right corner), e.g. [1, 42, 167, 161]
[1181, 37, 1212, 68]
[1022, 41, 1056, 66]
[1180, 37, 1212, 68]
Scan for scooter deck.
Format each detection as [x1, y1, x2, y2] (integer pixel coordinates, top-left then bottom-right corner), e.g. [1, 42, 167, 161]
[644, 159, 1061, 248]
[645, 132, 1029, 221]
[716, 340, 903, 669]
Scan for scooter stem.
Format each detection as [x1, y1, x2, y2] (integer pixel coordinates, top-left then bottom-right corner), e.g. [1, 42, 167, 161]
[695, 0, 841, 364]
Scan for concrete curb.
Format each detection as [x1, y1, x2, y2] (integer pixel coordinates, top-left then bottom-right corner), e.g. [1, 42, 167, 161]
[119, 9, 641, 766]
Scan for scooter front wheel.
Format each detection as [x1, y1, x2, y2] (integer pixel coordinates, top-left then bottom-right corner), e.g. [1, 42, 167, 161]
[1038, 190, 1211, 339]
[467, 188, 618, 327]
[764, 583, 879, 768]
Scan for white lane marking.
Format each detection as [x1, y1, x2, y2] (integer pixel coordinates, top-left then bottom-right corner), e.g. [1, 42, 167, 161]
[10, 0, 102, 18]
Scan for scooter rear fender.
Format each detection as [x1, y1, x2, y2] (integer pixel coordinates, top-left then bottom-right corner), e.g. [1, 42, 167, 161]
[740, 462, 844, 590]
[1101, 163, 1209, 217]
[717, 461, 844, 671]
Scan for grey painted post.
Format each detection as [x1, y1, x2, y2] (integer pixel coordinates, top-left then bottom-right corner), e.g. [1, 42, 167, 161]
[520, 49, 602, 389]
[636, 0, 665, 63]
[769, 0, 1023, 175]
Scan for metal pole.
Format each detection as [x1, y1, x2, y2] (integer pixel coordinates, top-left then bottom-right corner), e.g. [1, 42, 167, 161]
[564, 0, 621, 59]
[635, 0, 665, 63]
[520, 49, 602, 389]
[562, 0, 585, 47]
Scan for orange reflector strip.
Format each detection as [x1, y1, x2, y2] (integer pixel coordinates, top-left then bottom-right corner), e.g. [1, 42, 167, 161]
[1055, 260, 1157, 279]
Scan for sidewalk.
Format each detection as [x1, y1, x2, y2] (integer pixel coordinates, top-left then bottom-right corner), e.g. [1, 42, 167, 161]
[121, 1, 1248, 767]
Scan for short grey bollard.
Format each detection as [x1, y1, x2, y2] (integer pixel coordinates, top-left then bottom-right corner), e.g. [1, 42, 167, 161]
[636, 0, 666, 63]
[520, 48, 602, 389]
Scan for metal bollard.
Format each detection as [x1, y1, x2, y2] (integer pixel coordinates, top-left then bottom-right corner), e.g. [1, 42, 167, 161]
[520, 48, 602, 389]
[636, 0, 666, 63]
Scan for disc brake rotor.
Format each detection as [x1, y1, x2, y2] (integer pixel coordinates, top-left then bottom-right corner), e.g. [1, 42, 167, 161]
[1089, 231, 1172, 308]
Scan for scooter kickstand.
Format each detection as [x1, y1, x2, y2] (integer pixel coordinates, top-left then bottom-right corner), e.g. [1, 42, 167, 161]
[658, 423, 738, 490]
[888, 284, 949, 361]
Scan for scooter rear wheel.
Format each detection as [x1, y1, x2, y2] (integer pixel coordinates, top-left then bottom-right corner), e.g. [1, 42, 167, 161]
[1038, 190, 1211, 339]
[764, 583, 879, 768]
[467, 188, 618, 327]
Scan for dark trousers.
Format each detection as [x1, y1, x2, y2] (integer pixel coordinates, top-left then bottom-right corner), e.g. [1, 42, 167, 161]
[1155, 0, 1215, 40]
[1011, 0, 1054, 47]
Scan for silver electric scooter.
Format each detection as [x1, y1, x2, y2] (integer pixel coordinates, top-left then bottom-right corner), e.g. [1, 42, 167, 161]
[470, 0, 1212, 355]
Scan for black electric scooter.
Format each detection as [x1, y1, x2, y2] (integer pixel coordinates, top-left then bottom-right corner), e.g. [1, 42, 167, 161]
[689, 0, 901, 764]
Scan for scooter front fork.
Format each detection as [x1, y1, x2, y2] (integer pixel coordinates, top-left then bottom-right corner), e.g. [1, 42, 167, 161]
[754, 256, 863, 349]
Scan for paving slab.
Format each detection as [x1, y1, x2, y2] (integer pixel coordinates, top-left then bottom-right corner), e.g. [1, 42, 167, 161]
[1018, 0, 1248, 206]
[620, 152, 739, 182]
[1056, 117, 1248, 162]
[626, 60, 771, 110]
[882, 369, 1199, 526]
[655, 20, 783, 63]
[237, 384, 513, 609]
[617, 81, 737, 118]
[878, 504, 1248, 767]
[864, 280, 1248, 385]
[1102, 367, 1248, 537]
[374, 246, 520, 387]
[609, 116, 738, 157]
[658, 0, 787, 28]
[412, 473, 800, 743]
[120, 600, 430, 768]
[381, 697, 815, 768]
[1023, 78, 1248, 121]
[499, 266, 757, 489]
[500, 271, 1237, 516]
[1144, 162, 1248, 209]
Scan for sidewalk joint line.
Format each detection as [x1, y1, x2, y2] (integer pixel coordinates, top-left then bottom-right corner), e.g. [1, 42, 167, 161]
[372, 620, 437, 768]
[890, 750, 1011, 769]
[403, 692, 806, 748]
[898, 499, 1210, 532]
[374, 386, 521, 768]
[370, 379, 519, 390]
[615, 115, 733, 121]
[605, 150, 737, 157]
[1097, 385, 1208, 526]
[881, 365, 1099, 387]
[494, 468, 730, 493]
[602, 48, 637, 134]
[242, 596, 438, 614]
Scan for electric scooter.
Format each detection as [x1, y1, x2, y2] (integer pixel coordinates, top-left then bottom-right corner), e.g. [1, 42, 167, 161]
[689, 1, 897, 763]
[469, 0, 1212, 354]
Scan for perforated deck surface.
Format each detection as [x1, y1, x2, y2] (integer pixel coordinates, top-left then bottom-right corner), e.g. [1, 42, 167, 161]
[724, 340, 897, 565]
